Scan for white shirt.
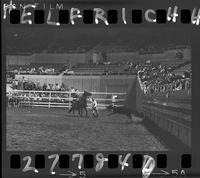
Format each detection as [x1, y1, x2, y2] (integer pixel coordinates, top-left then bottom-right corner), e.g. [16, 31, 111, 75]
[91, 99, 97, 108]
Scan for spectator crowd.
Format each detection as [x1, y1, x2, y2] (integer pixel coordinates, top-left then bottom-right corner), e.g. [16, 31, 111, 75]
[7, 79, 81, 107]
[136, 62, 191, 96]
[7, 63, 67, 75]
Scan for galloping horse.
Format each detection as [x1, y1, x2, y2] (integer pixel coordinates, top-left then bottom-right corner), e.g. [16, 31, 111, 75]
[68, 91, 91, 117]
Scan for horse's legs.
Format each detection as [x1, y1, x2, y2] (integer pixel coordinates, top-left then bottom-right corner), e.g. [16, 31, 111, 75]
[84, 108, 88, 117]
[79, 108, 82, 116]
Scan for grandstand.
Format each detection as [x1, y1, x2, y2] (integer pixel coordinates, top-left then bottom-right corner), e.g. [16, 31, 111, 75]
[6, 27, 192, 150]
[70, 63, 132, 75]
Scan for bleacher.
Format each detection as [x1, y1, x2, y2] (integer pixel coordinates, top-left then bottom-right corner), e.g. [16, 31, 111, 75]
[7, 63, 67, 75]
[69, 63, 135, 75]
[94, 43, 136, 53]
[47, 44, 93, 53]
[30, 63, 66, 71]
[174, 63, 191, 73]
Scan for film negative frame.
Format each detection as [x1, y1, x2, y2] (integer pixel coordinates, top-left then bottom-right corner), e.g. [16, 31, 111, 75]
[1, 0, 200, 177]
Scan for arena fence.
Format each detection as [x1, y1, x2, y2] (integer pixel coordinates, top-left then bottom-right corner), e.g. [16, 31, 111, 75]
[7, 90, 127, 109]
[142, 99, 191, 147]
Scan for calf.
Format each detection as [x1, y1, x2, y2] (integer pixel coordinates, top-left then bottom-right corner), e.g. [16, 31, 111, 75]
[107, 105, 142, 123]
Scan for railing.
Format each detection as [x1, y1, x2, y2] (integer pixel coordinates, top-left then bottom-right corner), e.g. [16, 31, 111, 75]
[7, 90, 127, 109]
[137, 72, 145, 93]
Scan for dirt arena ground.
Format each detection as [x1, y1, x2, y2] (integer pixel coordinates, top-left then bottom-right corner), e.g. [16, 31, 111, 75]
[6, 107, 167, 151]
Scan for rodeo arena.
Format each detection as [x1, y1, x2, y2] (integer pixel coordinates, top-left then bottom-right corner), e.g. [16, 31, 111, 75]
[6, 28, 191, 151]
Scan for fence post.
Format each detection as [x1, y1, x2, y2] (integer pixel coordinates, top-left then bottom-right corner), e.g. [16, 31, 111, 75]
[33, 90, 35, 106]
[49, 91, 51, 108]
[28, 91, 31, 108]
[69, 91, 71, 108]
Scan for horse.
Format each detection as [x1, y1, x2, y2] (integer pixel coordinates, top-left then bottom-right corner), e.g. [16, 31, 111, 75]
[68, 98, 79, 115]
[68, 91, 91, 117]
[78, 95, 88, 117]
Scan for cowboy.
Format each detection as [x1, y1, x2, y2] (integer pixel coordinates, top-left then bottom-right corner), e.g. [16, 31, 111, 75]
[90, 97, 98, 117]
[111, 95, 117, 107]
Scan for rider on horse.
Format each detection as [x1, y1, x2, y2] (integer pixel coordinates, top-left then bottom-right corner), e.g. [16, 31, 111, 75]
[69, 90, 91, 117]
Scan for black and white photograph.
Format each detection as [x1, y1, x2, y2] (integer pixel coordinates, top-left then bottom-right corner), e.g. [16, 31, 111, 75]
[6, 27, 191, 151]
